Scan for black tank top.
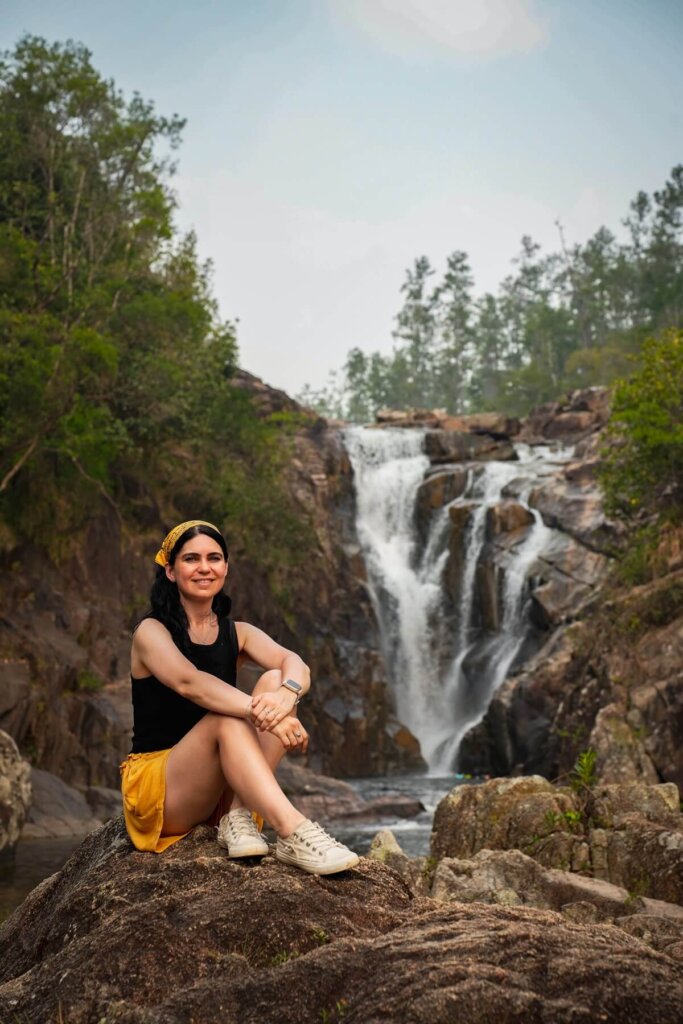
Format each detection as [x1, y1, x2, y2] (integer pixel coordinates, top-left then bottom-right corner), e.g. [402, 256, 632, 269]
[130, 617, 239, 753]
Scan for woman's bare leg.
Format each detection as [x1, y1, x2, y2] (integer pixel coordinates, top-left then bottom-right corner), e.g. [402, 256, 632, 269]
[228, 669, 294, 813]
[162, 712, 304, 837]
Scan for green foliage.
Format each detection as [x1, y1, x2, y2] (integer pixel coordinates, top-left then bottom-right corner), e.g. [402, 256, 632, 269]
[299, 166, 683, 421]
[599, 329, 683, 521]
[320, 1001, 347, 1023]
[75, 669, 102, 692]
[570, 749, 598, 793]
[0, 36, 312, 575]
[270, 949, 299, 966]
[543, 809, 583, 834]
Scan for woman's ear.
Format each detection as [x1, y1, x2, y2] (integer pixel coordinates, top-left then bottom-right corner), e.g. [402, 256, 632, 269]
[165, 564, 175, 583]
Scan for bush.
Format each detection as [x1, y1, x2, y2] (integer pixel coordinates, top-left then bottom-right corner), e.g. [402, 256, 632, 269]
[599, 329, 683, 520]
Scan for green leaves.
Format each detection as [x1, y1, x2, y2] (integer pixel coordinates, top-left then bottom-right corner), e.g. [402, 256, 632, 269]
[599, 330, 683, 520]
[0, 37, 312, 577]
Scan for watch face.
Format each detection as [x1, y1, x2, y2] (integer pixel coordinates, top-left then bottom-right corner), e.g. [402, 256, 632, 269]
[284, 678, 302, 693]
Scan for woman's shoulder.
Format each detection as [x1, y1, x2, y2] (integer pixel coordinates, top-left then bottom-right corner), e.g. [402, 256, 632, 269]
[133, 616, 172, 645]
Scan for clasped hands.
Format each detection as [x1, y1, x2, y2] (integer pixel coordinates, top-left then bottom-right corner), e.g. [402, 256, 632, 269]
[249, 689, 308, 752]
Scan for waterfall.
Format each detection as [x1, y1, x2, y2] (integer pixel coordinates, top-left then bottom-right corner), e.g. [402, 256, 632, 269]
[344, 426, 567, 772]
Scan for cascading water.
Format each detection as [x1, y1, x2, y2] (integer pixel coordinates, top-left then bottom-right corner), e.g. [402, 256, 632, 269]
[344, 426, 568, 772]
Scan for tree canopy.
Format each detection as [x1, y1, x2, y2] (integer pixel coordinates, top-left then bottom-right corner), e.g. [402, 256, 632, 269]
[299, 167, 683, 421]
[0, 36, 309, 571]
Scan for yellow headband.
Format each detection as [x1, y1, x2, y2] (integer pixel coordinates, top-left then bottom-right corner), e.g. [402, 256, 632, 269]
[154, 520, 221, 567]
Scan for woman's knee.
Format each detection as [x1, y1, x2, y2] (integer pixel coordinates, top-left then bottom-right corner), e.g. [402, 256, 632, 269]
[253, 668, 283, 693]
[204, 712, 252, 742]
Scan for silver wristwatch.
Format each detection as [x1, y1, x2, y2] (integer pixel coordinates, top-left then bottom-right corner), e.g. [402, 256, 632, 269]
[281, 678, 303, 703]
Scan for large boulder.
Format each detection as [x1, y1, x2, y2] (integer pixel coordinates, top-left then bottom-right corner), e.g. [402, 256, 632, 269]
[2, 819, 683, 1023]
[431, 777, 683, 906]
[0, 730, 31, 860]
[22, 768, 103, 839]
[431, 776, 587, 871]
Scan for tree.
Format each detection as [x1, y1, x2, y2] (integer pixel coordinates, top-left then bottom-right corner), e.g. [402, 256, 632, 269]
[434, 250, 474, 413]
[392, 256, 438, 408]
[0, 37, 308, 571]
[599, 330, 683, 520]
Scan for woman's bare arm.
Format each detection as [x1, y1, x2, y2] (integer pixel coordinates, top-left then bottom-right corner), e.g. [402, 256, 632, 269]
[235, 621, 311, 693]
[133, 618, 253, 719]
[235, 622, 311, 728]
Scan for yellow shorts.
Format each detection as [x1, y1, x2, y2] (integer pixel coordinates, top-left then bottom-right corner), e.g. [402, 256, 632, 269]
[120, 749, 264, 854]
[120, 749, 188, 854]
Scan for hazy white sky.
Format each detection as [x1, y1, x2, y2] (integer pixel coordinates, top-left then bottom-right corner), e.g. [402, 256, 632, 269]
[3, 1, 683, 395]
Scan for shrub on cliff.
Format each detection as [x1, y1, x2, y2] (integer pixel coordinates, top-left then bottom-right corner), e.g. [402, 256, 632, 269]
[599, 329, 683, 521]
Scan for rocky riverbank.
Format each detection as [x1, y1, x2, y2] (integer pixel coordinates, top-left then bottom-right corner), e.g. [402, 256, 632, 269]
[2, 774, 682, 1023]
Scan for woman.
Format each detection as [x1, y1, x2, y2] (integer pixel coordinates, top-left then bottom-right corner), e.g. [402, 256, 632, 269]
[120, 519, 359, 875]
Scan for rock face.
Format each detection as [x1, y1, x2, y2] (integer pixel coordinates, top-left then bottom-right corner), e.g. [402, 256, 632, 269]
[517, 387, 611, 443]
[459, 567, 683, 789]
[21, 768, 112, 839]
[431, 777, 683, 905]
[0, 730, 31, 860]
[2, 819, 683, 1023]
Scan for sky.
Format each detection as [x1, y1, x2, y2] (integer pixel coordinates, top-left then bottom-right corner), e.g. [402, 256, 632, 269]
[2, 0, 683, 396]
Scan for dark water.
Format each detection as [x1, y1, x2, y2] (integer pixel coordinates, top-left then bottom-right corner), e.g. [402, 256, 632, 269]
[333, 772, 465, 857]
[0, 773, 467, 920]
[0, 836, 82, 923]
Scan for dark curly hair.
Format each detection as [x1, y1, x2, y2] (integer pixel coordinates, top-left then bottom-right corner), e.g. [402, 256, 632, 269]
[137, 523, 232, 654]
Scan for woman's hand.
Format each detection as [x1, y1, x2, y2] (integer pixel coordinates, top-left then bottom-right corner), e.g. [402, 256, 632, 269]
[250, 688, 297, 731]
[270, 715, 308, 753]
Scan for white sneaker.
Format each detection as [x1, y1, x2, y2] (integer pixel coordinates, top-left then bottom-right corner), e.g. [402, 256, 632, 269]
[217, 808, 269, 857]
[275, 819, 359, 875]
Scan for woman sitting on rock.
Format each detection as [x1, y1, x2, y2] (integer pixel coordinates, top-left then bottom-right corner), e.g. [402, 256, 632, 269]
[120, 519, 359, 875]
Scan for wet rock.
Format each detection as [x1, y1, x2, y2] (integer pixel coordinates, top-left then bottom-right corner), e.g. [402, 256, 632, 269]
[487, 502, 535, 537]
[529, 472, 616, 555]
[0, 661, 32, 740]
[414, 468, 468, 539]
[22, 768, 102, 839]
[461, 568, 683, 791]
[0, 730, 31, 860]
[3, 819, 683, 1023]
[424, 430, 517, 464]
[437, 412, 521, 438]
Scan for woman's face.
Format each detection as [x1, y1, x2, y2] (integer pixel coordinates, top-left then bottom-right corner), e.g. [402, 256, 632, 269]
[165, 533, 228, 602]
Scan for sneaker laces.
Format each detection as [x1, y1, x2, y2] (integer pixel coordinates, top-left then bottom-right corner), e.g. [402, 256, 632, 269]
[293, 820, 345, 854]
[227, 809, 260, 838]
